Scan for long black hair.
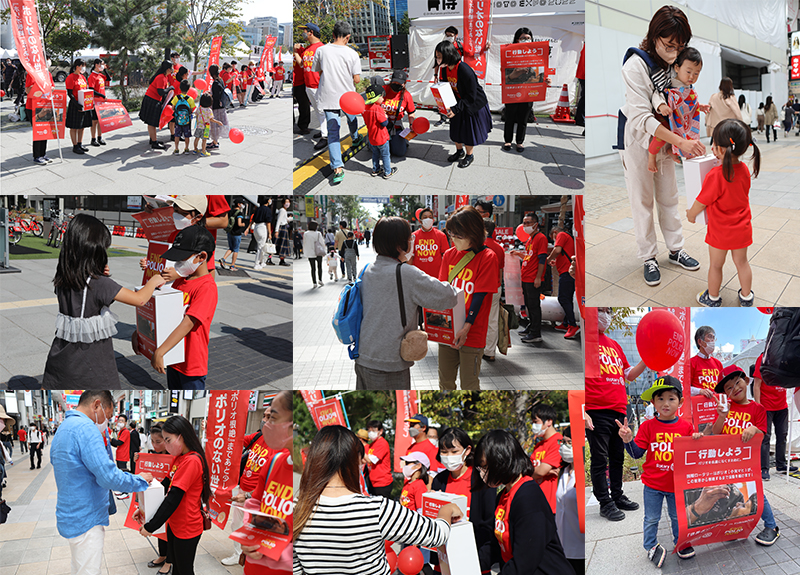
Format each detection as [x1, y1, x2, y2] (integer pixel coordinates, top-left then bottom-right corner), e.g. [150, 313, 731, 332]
[150, 60, 173, 85]
[53, 213, 111, 292]
[513, 27, 533, 43]
[69, 59, 85, 74]
[711, 118, 760, 182]
[162, 415, 211, 505]
[474, 429, 534, 486]
[175, 66, 189, 83]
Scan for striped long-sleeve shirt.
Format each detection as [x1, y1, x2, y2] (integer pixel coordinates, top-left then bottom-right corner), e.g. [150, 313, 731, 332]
[293, 493, 450, 575]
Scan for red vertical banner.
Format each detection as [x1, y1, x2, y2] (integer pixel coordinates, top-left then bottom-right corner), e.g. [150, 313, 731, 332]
[500, 42, 549, 104]
[462, 0, 491, 79]
[661, 307, 692, 425]
[583, 307, 600, 379]
[673, 435, 763, 551]
[455, 195, 470, 209]
[124, 453, 176, 541]
[300, 391, 323, 416]
[310, 397, 347, 429]
[31, 91, 66, 141]
[568, 390, 585, 534]
[574, 195, 585, 316]
[206, 391, 250, 529]
[259, 37, 277, 75]
[205, 36, 223, 89]
[9, 0, 53, 96]
[394, 391, 418, 473]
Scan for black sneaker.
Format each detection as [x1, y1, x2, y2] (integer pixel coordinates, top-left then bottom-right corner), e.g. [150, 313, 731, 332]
[90, 138, 101, 147]
[668, 249, 701, 271]
[314, 138, 328, 150]
[447, 149, 465, 162]
[72, 144, 85, 155]
[648, 544, 666, 568]
[776, 465, 798, 472]
[371, 169, 384, 177]
[517, 328, 531, 335]
[643, 258, 661, 286]
[312, 132, 322, 139]
[98, 137, 106, 145]
[457, 154, 475, 168]
[755, 526, 780, 546]
[677, 546, 695, 559]
[266, 260, 275, 266]
[522, 334, 543, 343]
[434, 119, 446, 127]
[382, 167, 397, 180]
[762, 470, 770, 481]
[599, 501, 625, 521]
[738, 289, 754, 307]
[279, 260, 290, 267]
[614, 495, 640, 511]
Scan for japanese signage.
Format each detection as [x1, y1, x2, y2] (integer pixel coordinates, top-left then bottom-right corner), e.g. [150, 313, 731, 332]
[674, 435, 763, 551]
[463, 0, 491, 79]
[95, 99, 133, 133]
[205, 36, 223, 89]
[124, 453, 177, 541]
[31, 91, 66, 141]
[368, 35, 392, 70]
[568, 390, 585, 533]
[792, 55, 800, 81]
[132, 206, 177, 243]
[205, 391, 250, 529]
[501, 41, 549, 103]
[9, 0, 53, 98]
[409, 0, 580, 19]
[661, 308, 692, 426]
[310, 397, 347, 429]
[393, 391, 418, 473]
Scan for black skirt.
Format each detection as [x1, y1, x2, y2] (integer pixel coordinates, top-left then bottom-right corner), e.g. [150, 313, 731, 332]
[66, 98, 91, 129]
[139, 94, 162, 127]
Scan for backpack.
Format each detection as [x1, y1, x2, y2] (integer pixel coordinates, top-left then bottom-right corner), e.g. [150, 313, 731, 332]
[217, 79, 232, 108]
[174, 95, 192, 126]
[613, 48, 668, 151]
[760, 308, 800, 388]
[332, 264, 370, 359]
[225, 208, 243, 234]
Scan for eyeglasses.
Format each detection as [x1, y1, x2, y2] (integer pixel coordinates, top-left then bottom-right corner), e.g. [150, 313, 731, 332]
[659, 38, 686, 54]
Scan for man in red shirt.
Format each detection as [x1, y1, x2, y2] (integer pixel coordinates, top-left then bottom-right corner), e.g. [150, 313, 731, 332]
[366, 420, 393, 498]
[689, 326, 722, 399]
[405, 414, 444, 474]
[513, 213, 547, 343]
[547, 226, 579, 339]
[753, 353, 797, 480]
[530, 404, 562, 513]
[586, 307, 647, 521]
[109, 414, 132, 498]
[17, 425, 27, 453]
[293, 41, 310, 134]
[483, 219, 505, 362]
[297, 23, 327, 148]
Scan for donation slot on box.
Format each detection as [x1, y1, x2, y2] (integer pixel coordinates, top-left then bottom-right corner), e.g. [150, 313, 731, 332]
[78, 89, 94, 111]
[135, 285, 185, 365]
[431, 82, 457, 115]
[683, 155, 720, 225]
[421, 492, 469, 552]
[423, 289, 465, 346]
[139, 480, 167, 535]
[438, 521, 481, 575]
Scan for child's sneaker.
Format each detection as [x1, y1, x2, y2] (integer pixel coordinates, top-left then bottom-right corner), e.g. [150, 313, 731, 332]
[371, 169, 384, 177]
[755, 526, 780, 546]
[173, 148, 180, 155]
[201, 151, 211, 157]
[183, 149, 192, 154]
[738, 289, 754, 307]
[648, 544, 666, 568]
[697, 289, 722, 307]
[382, 167, 398, 180]
[676, 546, 695, 559]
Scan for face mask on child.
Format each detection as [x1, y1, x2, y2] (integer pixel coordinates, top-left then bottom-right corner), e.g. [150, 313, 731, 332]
[174, 255, 202, 277]
[531, 422, 545, 436]
[441, 452, 465, 472]
[559, 444, 574, 463]
[402, 463, 420, 479]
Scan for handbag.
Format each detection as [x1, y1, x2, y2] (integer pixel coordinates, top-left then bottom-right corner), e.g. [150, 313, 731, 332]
[265, 239, 277, 254]
[315, 233, 327, 257]
[201, 502, 212, 530]
[397, 263, 429, 361]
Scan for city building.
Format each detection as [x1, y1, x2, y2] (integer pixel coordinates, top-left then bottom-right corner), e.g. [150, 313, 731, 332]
[279, 22, 293, 48]
[388, 0, 408, 34]
[350, 0, 392, 45]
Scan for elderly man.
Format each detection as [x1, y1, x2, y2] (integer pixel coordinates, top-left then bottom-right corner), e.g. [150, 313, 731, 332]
[51, 390, 153, 575]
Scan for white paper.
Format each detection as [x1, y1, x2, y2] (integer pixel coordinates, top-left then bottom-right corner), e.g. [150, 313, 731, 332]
[368, 454, 379, 464]
[683, 155, 720, 226]
[399, 127, 412, 138]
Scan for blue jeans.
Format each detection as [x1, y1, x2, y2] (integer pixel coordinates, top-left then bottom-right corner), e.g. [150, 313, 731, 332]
[371, 140, 391, 173]
[167, 366, 206, 390]
[762, 495, 776, 529]
[325, 109, 358, 170]
[643, 485, 679, 550]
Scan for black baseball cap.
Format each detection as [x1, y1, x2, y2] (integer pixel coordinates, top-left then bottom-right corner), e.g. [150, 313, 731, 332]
[162, 225, 215, 261]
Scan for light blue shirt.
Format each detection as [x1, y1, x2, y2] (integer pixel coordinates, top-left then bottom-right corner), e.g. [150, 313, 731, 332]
[51, 409, 148, 539]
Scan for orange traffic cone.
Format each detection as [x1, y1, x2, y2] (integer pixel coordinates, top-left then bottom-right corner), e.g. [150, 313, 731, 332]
[550, 83, 575, 124]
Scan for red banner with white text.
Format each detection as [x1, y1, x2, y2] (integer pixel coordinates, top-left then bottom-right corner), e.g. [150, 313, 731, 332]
[500, 41, 549, 104]
[300, 391, 323, 412]
[259, 37, 277, 75]
[205, 391, 250, 529]
[124, 453, 177, 541]
[9, 0, 53, 98]
[462, 0, 491, 79]
[660, 308, 693, 426]
[205, 36, 223, 89]
[568, 390, 585, 534]
[311, 397, 347, 429]
[394, 391, 418, 473]
[95, 99, 133, 133]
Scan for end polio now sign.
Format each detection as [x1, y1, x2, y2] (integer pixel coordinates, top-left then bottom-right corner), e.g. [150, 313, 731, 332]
[311, 397, 346, 429]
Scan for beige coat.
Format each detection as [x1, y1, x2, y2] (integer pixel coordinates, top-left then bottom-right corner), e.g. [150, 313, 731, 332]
[706, 91, 742, 136]
[764, 103, 779, 126]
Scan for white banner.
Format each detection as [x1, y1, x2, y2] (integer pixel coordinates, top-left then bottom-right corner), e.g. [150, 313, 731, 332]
[409, 0, 584, 19]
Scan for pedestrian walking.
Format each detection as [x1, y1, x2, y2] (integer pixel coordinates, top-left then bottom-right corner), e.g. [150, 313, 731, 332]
[303, 221, 326, 286]
[274, 198, 292, 266]
[248, 197, 273, 270]
[341, 231, 360, 282]
[17, 425, 27, 454]
[28, 424, 43, 469]
[764, 96, 778, 142]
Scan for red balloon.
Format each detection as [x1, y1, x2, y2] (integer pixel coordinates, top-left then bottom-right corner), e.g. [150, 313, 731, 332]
[340, 91, 365, 115]
[0, 90, 5, 98]
[386, 549, 397, 573]
[229, 128, 244, 144]
[159, 105, 174, 130]
[397, 546, 424, 575]
[635, 309, 685, 371]
[415, 208, 423, 221]
[194, 79, 208, 91]
[187, 87, 198, 100]
[758, 308, 774, 315]
[411, 116, 430, 134]
[516, 223, 530, 243]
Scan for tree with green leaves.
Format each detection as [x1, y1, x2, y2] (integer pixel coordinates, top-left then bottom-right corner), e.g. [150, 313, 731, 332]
[378, 196, 423, 222]
[293, 0, 370, 44]
[1, 0, 91, 63]
[183, 0, 247, 71]
[328, 196, 370, 229]
[398, 12, 411, 34]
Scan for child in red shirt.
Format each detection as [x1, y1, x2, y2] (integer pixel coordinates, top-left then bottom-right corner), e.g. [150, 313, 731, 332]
[154, 225, 219, 389]
[687, 118, 761, 308]
[618, 377, 701, 566]
[399, 452, 429, 513]
[362, 84, 396, 179]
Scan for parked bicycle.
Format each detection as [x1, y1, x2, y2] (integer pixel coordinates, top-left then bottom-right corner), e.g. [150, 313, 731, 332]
[7, 219, 22, 245]
[10, 213, 43, 237]
[46, 209, 72, 248]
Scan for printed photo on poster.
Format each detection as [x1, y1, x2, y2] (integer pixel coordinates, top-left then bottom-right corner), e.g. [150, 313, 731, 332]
[32, 91, 66, 141]
[683, 481, 759, 528]
[501, 41, 549, 103]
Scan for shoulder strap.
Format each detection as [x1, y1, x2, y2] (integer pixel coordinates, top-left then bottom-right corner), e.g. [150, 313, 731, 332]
[396, 263, 406, 328]
[245, 430, 262, 452]
[448, 251, 476, 283]
[622, 47, 655, 69]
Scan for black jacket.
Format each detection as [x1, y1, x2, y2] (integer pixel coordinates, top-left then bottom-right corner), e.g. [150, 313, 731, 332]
[129, 429, 141, 459]
[440, 62, 488, 117]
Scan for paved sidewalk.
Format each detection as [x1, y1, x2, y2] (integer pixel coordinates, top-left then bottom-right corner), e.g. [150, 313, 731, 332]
[0, 442, 246, 575]
[587, 475, 800, 575]
[292, 243, 583, 390]
[584, 136, 800, 307]
[292, 107, 584, 194]
[0, 234, 292, 390]
[0, 86, 291, 195]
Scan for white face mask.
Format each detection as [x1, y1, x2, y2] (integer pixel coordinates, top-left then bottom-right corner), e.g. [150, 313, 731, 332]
[174, 255, 202, 278]
[523, 226, 535, 235]
[405, 241, 414, 261]
[422, 218, 434, 230]
[430, 439, 439, 448]
[173, 212, 194, 230]
[531, 422, 544, 436]
[116, 422, 124, 430]
[79, 66, 86, 74]
[441, 453, 465, 472]
[446, 36, 455, 43]
[452, 238, 470, 252]
[559, 444, 574, 463]
[95, 410, 108, 434]
[402, 463, 420, 479]
[598, 311, 612, 332]
[409, 427, 420, 438]
[519, 38, 532, 43]
[368, 431, 378, 441]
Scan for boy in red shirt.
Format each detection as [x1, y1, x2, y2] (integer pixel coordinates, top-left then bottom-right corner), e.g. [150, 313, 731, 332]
[546, 226, 578, 339]
[711, 365, 779, 546]
[153, 225, 219, 389]
[617, 377, 701, 567]
[362, 84, 396, 179]
[529, 404, 562, 513]
[752, 353, 797, 479]
[366, 420, 393, 498]
[513, 213, 547, 343]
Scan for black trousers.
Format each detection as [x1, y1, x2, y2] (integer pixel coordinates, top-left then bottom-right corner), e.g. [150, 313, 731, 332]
[558, 272, 577, 326]
[19, 439, 27, 453]
[294, 83, 311, 130]
[167, 525, 201, 575]
[309, 256, 323, 283]
[503, 102, 532, 145]
[762, 407, 789, 470]
[766, 125, 777, 142]
[26, 114, 48, 159]
[586, 409, 627, 506]
[575, 78, 585, 127]
[29, 442, 42, 468]
[521, 281, 542, 337]
[370, 484, 393, 499]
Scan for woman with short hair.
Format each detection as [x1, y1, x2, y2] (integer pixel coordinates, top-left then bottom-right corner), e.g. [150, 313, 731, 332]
[303, 221, 326, 287]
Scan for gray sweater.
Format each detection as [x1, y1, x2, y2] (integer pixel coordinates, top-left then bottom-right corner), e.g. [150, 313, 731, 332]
[356, 255, 459, 372]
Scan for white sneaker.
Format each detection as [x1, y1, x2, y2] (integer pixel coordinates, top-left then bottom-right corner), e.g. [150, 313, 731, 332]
[221, 553, 241, 566]
[253, 264, 264, 270]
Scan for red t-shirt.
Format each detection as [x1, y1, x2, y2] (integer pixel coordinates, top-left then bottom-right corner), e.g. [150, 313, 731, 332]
[585, 333, 630, 414]
[204, 195, 231, 270]
[65, 73, 88, 100]
[521, 232, 547, 282]
[87, 71, 107, 100]
[362, 103, 389, 146]
[412, 227, 449, 278]
[634, 417, 695, 493]
[754, 354, 787, 411]
[696, 163, 752, 251]
[444, 466, 473, 519]
[144, 74, 170, 101]
[167, 452, 205, 539]
[239, 432, 271, 492]
[220, 70, 231, 86]
[407, 438, 444, 473]
[25, 71, 54, 110]
[576, 45, 585, 80]
[367, 436, 392, 488]
[171, 274, 218, 377]
[553, 232, 574, 276]
[115, 427, 130, 462]
[530, 432, 562, 513]
[274, 67, 285, 81]
[445, 65, 459, 98]
[302, 42, 324, 88]
[690, 354, 723, 390]
[721, 400, 767, 435]
[246, 68, 255, 86]
[400, 478, 427, 511]
[438, 247, 499, 349]
[485, 237, 505, 272]
[18, 428, 27, 442]
[381, 86, 416, 123]
[246, 450, 292, 575]
[293, 49, 305, 86]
